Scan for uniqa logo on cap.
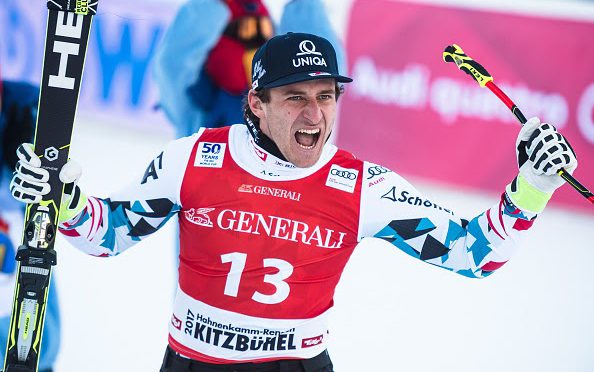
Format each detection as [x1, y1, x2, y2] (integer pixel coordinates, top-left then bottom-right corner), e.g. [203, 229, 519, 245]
[293, 40, 327, 68]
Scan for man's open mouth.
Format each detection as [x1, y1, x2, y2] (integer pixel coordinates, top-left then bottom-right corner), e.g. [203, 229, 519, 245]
[295, 128, 321, 150]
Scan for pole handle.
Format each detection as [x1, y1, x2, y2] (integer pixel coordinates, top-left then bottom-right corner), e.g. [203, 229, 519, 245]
[443, 44, 493, 87]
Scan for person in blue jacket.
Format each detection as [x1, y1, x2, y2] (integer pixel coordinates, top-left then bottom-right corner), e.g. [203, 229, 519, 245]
[0, 76, 61, 372]
[153, 0, 347, 138]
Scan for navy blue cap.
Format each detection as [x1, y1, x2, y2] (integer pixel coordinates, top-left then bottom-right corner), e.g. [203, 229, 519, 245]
[251, 32, 352, 90]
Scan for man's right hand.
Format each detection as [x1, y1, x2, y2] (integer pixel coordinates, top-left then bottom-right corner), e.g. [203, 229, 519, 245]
[9, 143, 87, 224]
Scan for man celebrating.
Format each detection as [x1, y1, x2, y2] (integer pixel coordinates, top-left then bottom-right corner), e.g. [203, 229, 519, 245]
[9, 33, 577, 372]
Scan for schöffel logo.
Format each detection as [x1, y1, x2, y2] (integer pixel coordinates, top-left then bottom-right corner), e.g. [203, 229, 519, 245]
[184, 208, 215, 227]
[183, 207, 347, 249]
[293, 40, 327, 68]
[301, 335, 324, 348]
[326, 164, 359, 193]
[381, 187, 454, 215]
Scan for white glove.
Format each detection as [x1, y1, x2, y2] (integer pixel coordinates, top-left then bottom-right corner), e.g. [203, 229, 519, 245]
[9, 143, 87, 223]
[506, 117, 578, 213]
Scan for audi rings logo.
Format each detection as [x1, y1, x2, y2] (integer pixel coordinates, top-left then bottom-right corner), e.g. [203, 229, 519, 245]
[327, 164, 359, 193]
[367, 165, 390, 179]
[297, 40, 322, 56]
[331, 168, 357, 180]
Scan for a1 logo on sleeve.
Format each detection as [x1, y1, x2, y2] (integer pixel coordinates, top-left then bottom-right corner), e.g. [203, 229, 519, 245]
[326, 164, 359, 193]
[195, 142, 226, 168]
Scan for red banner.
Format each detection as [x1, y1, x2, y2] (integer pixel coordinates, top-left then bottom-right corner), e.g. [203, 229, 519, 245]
[337, 0, 594, 213]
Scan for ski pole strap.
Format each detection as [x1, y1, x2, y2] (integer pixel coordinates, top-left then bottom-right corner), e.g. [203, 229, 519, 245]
[47, 0, 98, 15]
[442, 44, 493, 87]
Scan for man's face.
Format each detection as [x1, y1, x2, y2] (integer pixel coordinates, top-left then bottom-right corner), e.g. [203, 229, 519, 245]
[249, 79, 337, 168]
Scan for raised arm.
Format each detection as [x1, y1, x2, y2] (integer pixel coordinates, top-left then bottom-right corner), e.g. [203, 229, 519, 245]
[359, 164, 525, 278]
[358, 118, 577, 278]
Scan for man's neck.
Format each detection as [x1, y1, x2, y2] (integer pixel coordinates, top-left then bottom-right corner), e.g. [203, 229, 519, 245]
[243, 114, 288, 162]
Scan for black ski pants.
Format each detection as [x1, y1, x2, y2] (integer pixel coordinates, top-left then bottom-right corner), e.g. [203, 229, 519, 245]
[160, 346, 333, 372]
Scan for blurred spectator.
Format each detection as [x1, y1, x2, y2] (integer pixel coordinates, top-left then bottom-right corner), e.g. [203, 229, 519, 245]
[153, 0, 346, 137]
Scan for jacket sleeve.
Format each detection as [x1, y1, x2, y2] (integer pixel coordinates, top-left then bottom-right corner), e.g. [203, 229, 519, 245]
[359, 162, 536, 278]
[152, 0, 229, 136]
[58, 132, 202, 257]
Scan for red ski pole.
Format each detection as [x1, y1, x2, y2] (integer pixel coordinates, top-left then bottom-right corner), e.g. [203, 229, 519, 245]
[443, 44, 594, 205]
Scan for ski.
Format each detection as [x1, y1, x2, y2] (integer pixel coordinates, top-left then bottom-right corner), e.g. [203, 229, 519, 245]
[3, 1, 98, 371]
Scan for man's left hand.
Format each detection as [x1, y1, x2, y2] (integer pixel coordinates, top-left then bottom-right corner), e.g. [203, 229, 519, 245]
[506, 117, 578, 214]
[516, 117, 578, 194]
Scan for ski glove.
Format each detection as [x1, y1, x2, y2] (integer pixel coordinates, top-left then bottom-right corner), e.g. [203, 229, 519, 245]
[9, 143, 88, 224]
[506, 117, 578, 213]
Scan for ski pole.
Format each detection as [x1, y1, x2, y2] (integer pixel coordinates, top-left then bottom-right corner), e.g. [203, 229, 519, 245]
[442, 44, 594, 205]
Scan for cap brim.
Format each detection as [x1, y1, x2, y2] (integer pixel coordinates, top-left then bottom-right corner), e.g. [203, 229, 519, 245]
[257, 72, 353, 90]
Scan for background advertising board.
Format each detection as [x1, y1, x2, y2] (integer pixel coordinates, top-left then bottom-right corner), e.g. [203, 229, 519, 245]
[338, 0, 594, 212]
[0, 0, 177, 132]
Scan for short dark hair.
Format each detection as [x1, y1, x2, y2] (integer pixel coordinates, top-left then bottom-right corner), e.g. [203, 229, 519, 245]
[242, 82, 344, 126]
